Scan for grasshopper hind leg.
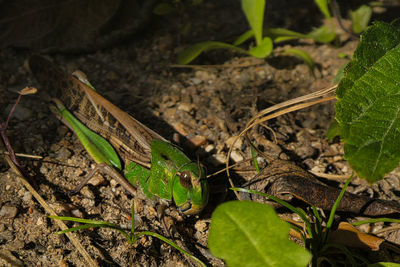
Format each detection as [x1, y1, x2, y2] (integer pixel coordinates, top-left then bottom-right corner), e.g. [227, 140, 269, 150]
[68, 163, 137, 196]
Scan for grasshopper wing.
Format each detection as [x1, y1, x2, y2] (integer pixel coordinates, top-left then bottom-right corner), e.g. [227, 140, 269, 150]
[29, 55, 166, 168]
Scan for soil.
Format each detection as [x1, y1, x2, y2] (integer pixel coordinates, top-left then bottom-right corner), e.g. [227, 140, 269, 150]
[1, 1, 400, 266]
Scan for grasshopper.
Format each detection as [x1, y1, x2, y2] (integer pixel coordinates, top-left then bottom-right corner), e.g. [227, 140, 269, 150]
[29, 56, 209, 215]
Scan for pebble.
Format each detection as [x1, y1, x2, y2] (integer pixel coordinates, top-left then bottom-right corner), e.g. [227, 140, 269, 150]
[5, 104, 32, 121]
[71, 209, 83, 218]
[190, 77, 202, 85]
[194, 220, 208, 232]
[22, 192, 32, 204]
[88, 175, 106, 186]
[80, 187, 94, 198]
[55, 147, 72, 161]
[0, 205, 18, 219]
[230, 150, 243, 163]
[208, 153, 226, 166]
[204, 144, 214, 153]
[225, 136, 243, 150]
[189, 135, 207, 147]
[178, 103, 193, 113]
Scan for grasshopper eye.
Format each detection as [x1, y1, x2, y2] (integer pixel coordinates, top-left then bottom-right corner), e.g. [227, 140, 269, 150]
[179, 171, 192, 189]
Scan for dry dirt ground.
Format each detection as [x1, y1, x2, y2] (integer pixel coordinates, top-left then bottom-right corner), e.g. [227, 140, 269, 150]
[1, 1, 400, 266]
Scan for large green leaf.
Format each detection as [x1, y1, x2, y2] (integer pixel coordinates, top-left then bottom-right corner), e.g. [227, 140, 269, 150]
[208, 201, 311, 267]
[241, 0, 265, 46]
[335, 21, 400, 182]
[368, 263, 400, 267]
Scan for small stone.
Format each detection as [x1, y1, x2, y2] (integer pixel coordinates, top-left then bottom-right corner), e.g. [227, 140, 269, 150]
[190, 77, 202, 85]
[189, 135, 207, 147]
[230, 150, 243, 163]
[208, 153, 226, 166]
[178, 103, 193, 113]
[171, 121, 189, 136]
[22, 192, 32, 204]
[194, 220, 208, 232]
[88, 174, 106, 186]
[36, 216, 44, 226]
[0, 205, 18, 219]
[81, 198, 95, 207]
[146, 206, 157, 218]
[55, 147, 72, 161]
[5, 104, 32, 121]
[57, 125, 69, 136]
[71, 209, 83, 218]
[80, 187, 94, 198]
[225, 136, 243, 150]
[204, 144, 214, 153]
[110, 179, 118, 188]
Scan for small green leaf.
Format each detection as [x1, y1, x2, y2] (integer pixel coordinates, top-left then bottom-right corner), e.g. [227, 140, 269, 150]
[264, 28, 307, 43]
[326, 119, 340, 140]
[314, 0, 331, 19]
[307, 25, 336, 43]
[335, 21, 400, 182]
[177, 41, 247, 64]
[153, 3, 176, 15]
[233, 30, 254, 46]
[241, 0, 266, 46]
[368, 263, 400, 267]
[333, 63, 347, 84]
[208, 201, 311, 267]
[282, 48, 314, 73]
[351, 5, 372, 34]
[248, 37, 273, 58]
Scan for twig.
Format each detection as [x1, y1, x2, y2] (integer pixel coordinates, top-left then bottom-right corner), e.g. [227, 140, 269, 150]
[226, 85, 337, 200]
[1, 88, 98, 267]
[2, 152, 98, 267]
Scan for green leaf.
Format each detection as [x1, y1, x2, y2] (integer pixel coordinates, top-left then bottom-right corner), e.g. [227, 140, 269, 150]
[233, 30, 254, 46]
[314, 0, 331, 19]
[282, 48, 314, 73]
[333, 63, 347, 84]
[248, 37, 273, 58]
[351, 5, 372, 34]
[153, 3, 176, 15]
[368, 263, 400, 267]
[264, 28, 307, 43]
[177, 41, 248, 64]
[326, 119, 340, 140]
[307, 25, 336, 43]
[208, 201, 311, 267]
[335, 21, 400, 182]
[241, 0, 266, 46]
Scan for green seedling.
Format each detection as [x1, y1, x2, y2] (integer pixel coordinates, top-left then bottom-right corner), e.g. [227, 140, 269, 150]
[177, 0, 273, 64]
[178, 0, 339, 66]
[49, 202, 206, 267]
[29, 56, 209, 215]
[208, 175, 376, 266]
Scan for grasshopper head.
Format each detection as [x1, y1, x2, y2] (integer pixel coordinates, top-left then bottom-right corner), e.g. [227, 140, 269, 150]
[172, 163, 209, 215]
